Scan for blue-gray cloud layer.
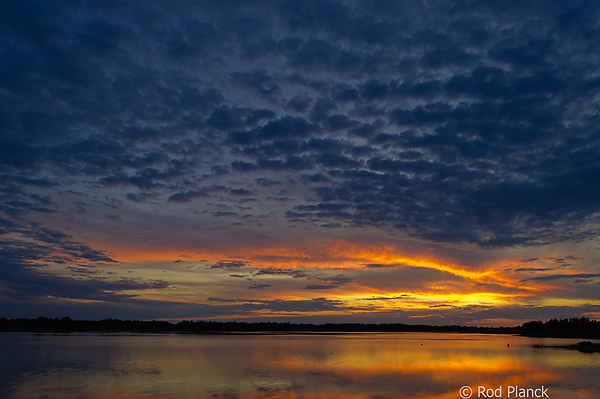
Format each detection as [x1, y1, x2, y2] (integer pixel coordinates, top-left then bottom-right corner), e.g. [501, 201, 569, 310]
[2, 0, 600, 248]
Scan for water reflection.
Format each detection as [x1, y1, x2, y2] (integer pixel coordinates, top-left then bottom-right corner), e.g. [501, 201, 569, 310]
[1, 332, 599, 398]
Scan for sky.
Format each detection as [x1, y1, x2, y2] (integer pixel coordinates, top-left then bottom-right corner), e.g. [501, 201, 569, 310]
[1, 0, 600, 326]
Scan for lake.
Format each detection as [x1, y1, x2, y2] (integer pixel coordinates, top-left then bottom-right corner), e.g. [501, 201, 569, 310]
[1, 332, 599, 399]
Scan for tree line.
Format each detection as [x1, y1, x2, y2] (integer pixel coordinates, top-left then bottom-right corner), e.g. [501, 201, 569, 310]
[0, 316, 598, 338]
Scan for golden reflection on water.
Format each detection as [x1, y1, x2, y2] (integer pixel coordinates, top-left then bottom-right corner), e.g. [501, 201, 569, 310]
[1, 333, 599, 399]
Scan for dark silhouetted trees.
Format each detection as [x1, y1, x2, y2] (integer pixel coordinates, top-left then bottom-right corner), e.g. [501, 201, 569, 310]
[0, 316, 597, 338]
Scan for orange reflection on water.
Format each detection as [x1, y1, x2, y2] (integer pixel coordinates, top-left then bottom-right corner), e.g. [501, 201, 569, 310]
[4, 333, 600, 399]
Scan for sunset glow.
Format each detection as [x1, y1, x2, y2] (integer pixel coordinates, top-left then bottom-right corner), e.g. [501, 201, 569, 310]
[1, 0, 600, 326]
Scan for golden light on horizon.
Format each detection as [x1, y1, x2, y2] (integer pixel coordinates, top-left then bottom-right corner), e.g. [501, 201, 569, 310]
[31, 234, 597, 324]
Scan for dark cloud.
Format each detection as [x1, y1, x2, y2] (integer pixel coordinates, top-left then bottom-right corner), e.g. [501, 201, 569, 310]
[248, 283, 271, 290]
[2, 0, 600, 321]
[527, 273, 600, 282]
[2, 269, 169, 303]
[211, 165, 230, 176]
[230, 188, 252, 196]
[231, 160, 259, 172]
[205, 297, 356, 313]
[301, 276, 352, 290]
[1, 222, 117, 264]
[514, 267, 555, 272]
[232, 69, 281, 98]
[208, 260, 249, 269]
[265, 297, 355, 312]
[0, 221, 173, 306]
[207, 297, 267, 304]
[255, 178, 281, 187]
[126, 192, 155, 203]
[302, 284, 337, 290]
[206, 106, 276, 130]
[212, 211, 237, 218]
[168, 190, 209, 203]
[253, 268, 308, 278]
[285, 95, 313, 113]
[302, 173, 331, 183]
[365, 264, 396, 269]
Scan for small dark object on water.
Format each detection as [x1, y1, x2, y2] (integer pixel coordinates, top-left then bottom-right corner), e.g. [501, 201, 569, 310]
[533, 341, 600, 353]
[507, 343, 510, 347]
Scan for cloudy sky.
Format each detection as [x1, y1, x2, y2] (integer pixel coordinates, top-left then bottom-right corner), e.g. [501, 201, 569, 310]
[1, 0, 600, 326]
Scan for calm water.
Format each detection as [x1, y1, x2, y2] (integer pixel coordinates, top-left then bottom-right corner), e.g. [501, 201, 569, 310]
[1, 332, 599, 399]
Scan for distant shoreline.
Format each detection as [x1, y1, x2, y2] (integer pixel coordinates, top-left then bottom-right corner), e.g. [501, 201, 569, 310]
[1, 316, 599, 339]
[533, 341, 600, 353]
